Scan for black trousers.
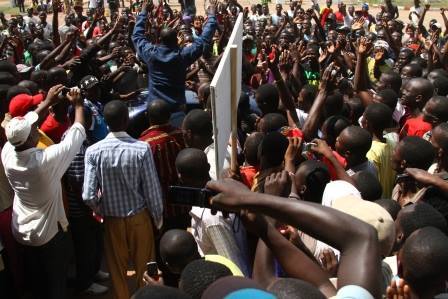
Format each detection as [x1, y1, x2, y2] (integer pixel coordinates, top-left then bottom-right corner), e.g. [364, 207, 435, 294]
[69, 215, 103, 292]
[23, 230, 72, 299]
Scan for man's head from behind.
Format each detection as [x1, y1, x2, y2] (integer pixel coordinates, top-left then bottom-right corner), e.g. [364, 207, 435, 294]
[399, 227, 448, 297]
[422, 96, 448, 127]
[182, 109, 213, 150]
[335, 126, 372, 167]
[258, 132, 288, 170]
[294, 160, 330, 203]
[131, 285, 191, 299]
[160, 27, 178, 48]
[392, 136, 435, 173]
[104, 100, 129, 132]
[147, 99, 171, 126]
[394, 202, 448, 251]
[268, 278, 325, 299]
[431, 123, 448, 171]
[179, 259, 232, 299]
[159, 229, 200, 275]
[175, 148, 210, 187]
[255, 84, 279, 116]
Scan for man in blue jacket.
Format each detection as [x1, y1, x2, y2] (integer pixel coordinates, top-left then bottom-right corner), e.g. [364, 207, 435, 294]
[132, 1, 217, 127]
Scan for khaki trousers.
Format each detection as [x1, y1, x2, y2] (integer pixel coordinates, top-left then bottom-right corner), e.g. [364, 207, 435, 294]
[104, 209, 155, 299]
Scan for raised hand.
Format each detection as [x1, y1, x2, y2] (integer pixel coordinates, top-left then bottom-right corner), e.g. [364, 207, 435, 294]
[357, 36, 372, 55]
[374, 48, 385, 61]
[284, 137, 302, 162]
[310, 138, 333, 157]
[207, 179, 252, 212]
[45, 84, 66, 105]
[351, 17, 365, 31]
[264, 171, 292, 197]
[386, 279, 411, 299]
[66, 87, 83, 106]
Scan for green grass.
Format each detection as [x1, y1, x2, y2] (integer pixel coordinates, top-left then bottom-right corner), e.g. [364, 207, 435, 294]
[0, 6, 22, 15]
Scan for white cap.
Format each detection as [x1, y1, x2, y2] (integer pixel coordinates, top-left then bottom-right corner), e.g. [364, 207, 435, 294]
[5, 112, 38, 147]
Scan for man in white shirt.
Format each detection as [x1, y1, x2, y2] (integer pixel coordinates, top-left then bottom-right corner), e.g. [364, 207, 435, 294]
[181, 110, 250, 275]
[409, 0, 423, 26]
[1, 85, 86, 299]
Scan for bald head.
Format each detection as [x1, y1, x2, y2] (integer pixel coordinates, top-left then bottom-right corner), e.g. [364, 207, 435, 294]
[148, 99, 171, 125]
[407, 78, 434, 105]
[175, 148, 210, 184]
[160, 229, 200, 274]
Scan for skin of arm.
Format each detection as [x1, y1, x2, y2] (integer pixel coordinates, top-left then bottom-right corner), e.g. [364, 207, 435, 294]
[52, 0, 61, 46]
[207, 180, 383, 298]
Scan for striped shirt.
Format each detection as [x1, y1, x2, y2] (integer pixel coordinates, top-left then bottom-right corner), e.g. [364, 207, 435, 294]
[82, 131, 163, 228]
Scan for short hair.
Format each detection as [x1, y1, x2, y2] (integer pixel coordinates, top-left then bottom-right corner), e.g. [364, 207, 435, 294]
[0, 72, 17, 85]
[409, 78, 434, 103]
[6, 86, 31, 104]
[433, 123, 448, 151]
[381, 71, 402, 94]
[321, 115, 351, 147]
[364, 103, 392, 131]
[402, 63, 423, 78]
[401, 227, 448, 295]
[131, 285, 191, 299]
[340, 126, 372, 156]
[179, 260, 232, 299]
[160, 28, 178, 47]
[376, 88, 398, 111]
[47, 67, 68, 86]
[422, 187, 448, 226]
[147, 99, 171, 125]
[244, 132, 264, 166]
[324, 91, 343, 117]
[17, 80, 39, 95]
[175, 148, 210, 180]
[183, 109, 213, 138]
[398, 137, 435, 170]
[300, 84, 317, 104]
[427, 96, 448, 122]
[397, 202, 448, 241]
[268, 278, 325, 299]
[433, 76, 448, 96]
[258, 132, 288, 168]
[159, 229, 199, 272]
[295, 160, 330, 203]
[256, 84, 279, 114]
[260, 113, 288, 133]
[103, 100, 129, 131]
[375, 198, 401, 220]
[352, 171, 383, 201]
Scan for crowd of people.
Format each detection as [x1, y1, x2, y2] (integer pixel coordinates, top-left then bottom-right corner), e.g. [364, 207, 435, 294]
[0, 0, 448, 298]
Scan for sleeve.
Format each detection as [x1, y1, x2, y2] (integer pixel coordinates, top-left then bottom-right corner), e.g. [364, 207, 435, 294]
[42, 122, 86, 179]
[181, 15, 217, 66]
[140, 147, 164, 229]
[82, 147, 100, 208]
[132, 11, 156, 63]
[206, 224, 246, 274]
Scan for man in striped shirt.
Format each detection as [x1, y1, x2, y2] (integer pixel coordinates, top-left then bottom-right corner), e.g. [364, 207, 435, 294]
[83, 100, 163, 299]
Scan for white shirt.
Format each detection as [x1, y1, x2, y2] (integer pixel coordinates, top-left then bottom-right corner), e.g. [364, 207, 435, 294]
[409, 6, 424, 26]
[1, 123, 86, 246]
[204, 142, 231, 180]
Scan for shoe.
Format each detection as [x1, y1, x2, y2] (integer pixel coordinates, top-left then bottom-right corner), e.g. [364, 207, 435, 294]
[82, 283, 109, 295]
[94, 270, 110, 282]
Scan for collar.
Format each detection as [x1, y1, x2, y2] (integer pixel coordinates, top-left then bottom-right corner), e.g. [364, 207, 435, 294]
[106, 131, 131, 139]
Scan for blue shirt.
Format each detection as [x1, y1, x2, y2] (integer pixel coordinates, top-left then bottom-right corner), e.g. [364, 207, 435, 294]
[132, 11, 217, 105]
[82, 131, 163, 228]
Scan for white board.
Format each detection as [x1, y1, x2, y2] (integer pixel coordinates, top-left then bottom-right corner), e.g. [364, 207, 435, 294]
[210, 13, 243, 179]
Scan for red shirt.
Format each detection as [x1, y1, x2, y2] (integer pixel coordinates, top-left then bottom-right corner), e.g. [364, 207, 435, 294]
[40, 114, 70, 143]
[240, 165, 259, 189]
[322, 151, 347, 180]
[399, 116, 432, 140]
[140, 124, 186, 218]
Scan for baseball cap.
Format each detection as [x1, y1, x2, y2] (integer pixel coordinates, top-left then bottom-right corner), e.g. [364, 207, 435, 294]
[333, 196, 395, 256]
[374, 40, 390, 53]
[9, 93, 44, 117]
[79, 75, 99, 90]
[5, 112, 39, 147]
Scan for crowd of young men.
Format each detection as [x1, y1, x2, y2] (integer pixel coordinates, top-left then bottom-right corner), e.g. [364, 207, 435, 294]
[0, 0, 448, 298]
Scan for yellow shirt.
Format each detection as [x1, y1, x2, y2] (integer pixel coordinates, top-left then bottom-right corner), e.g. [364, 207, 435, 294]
[367, 140, 396, 198]
[37, 129, 54, 149]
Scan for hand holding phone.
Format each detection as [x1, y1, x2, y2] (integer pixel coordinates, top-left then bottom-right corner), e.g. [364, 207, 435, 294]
[146, 262, 159, 280]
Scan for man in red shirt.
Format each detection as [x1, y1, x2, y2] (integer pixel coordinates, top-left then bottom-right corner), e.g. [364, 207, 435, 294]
[399, 78, 434, 139]
[139, 100, 188, 230]
[40, 100, 70, 143]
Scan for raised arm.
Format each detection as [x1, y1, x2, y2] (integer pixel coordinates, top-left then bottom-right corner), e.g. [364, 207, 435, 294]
[52, 0, 61, 46]
[181, 5, 218, 65]
[132, 1, 157, 63]
[208, 179, 383, 298]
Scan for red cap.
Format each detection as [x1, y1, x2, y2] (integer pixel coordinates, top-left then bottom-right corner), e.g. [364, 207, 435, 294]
[9, 93, 44, 117]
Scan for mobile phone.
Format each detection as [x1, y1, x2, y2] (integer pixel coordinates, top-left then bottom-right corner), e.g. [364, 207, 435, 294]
[168, 186, 218, 208]
[146, 262, 159, 279]
[302, 142, 317, 160]
[58, 87, 70, 99]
